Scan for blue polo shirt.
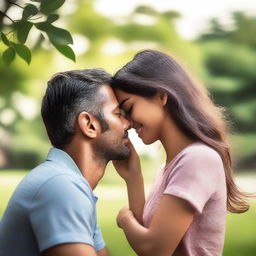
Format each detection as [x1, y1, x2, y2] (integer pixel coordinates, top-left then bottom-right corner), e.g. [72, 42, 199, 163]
[0, 148, 105, 256]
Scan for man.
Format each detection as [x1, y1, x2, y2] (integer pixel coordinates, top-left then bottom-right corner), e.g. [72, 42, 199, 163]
[0, 69, 131, 256]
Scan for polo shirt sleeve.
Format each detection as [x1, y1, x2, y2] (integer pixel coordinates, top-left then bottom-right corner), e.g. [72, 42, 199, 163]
[164, 148, 223, 214]
[93, 224, 106, 251]
[29, 174, 104, 252]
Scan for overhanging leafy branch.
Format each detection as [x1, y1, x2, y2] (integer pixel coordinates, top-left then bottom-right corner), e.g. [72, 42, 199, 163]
[0, 0, 75, 65]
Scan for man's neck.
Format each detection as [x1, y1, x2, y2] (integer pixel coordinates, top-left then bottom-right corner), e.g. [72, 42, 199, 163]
[64, 142, 107, 190]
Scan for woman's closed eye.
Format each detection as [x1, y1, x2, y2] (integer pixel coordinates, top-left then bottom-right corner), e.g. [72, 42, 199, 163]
[125, 105, 133, 116]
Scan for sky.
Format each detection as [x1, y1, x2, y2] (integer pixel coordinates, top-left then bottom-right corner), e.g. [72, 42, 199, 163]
[95, 0, 256, 39]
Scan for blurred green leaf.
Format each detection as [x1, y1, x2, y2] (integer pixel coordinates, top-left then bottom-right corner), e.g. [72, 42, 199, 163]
[22, 4, 38, 20]
[46, 14, 59, 23]
[53, 44, 76, 62]
[34, 21, 49, 31]
[134, 5, 157, 15]
[35, 23, 73, 45]
[30, 0, 41, 2]
[40, 0, 65, 14]
[47, 26, 73, 45]
[1, 33, 10, 46]
[11, 43, 31, 64]
[15, 21, 33, 44]
[2, 47, 15, 65]
[162, 11, 181, 19]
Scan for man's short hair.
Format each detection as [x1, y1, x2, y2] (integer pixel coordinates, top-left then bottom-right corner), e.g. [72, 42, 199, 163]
[41, 68, 111, 149]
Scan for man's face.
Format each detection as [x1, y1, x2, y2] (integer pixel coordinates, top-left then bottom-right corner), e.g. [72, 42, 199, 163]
[93, 85, 131, 161]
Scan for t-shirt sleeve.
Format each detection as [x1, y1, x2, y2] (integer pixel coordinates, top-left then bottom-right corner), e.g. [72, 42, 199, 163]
[29, 174, 104, 252]
[164, 148, 223, 214]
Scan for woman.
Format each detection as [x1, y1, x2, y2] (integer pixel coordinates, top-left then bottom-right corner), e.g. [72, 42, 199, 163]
[110, 50, 249, 256]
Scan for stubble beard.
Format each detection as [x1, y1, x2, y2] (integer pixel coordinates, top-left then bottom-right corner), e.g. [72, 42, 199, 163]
[93, 134, 130, 162]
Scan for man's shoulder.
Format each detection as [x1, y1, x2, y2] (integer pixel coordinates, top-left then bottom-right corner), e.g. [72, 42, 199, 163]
[20, 161, 66, 191]
[32, 173, 93, 203]
[16, 160, 90, 202]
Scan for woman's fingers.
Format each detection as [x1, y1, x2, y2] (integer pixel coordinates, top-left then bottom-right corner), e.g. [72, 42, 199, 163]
[117, 207, 133, 228]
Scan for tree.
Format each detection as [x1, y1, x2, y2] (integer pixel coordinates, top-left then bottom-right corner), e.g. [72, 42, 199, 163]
[0, 0, 75, 65]
[197, 13, 256, 170]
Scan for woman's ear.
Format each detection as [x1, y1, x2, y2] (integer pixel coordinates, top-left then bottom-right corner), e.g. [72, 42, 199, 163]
[158, 92, 168, 106]
[77, 112, 101, 138]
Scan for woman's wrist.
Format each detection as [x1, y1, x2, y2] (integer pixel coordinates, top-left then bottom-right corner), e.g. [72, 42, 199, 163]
[125, 171, 144, 185]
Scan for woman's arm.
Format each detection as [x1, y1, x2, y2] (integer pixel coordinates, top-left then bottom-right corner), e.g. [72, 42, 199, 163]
[112, 139, 145, 224]
[117, 195, 194, 256]
[125, 171, 145, 224]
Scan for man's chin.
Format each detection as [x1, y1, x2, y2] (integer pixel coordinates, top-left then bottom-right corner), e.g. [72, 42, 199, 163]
[113, 147, 130, 160]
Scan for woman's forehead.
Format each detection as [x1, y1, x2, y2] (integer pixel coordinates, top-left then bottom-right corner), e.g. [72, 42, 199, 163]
[114, 89, 133, 100]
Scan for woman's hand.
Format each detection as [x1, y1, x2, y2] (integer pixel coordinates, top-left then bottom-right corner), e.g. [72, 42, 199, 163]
[116, 206, 134, 228]
[115, 196, 194, 256]
[114, 138, 145, 225]
[112, 138, 141, 182]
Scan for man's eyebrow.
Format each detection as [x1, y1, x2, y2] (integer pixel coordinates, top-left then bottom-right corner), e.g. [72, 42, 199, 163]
[119, 98, 129, 108]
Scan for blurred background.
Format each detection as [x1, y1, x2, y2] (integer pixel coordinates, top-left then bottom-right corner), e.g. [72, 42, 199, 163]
[0, 0, 256, 255]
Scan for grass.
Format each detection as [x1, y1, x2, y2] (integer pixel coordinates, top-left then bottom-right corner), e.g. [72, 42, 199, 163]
[223, 203, 256, 256]
[0, 170, 255, 255]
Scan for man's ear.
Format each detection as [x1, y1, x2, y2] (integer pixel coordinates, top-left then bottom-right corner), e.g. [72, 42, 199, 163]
[77, 112, 101, 138]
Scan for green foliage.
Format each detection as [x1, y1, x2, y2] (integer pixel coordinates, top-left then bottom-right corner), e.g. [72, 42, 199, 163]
[15, 21, 33, 44]
[0, 1, 254, 172]
[198, 13, 256, 169]
[47, 14, 60, 23]
[203, 42, 256, 80]
[2, 47, 15, 65]
[40, 0, 65, 15]
[35, 22, 73, 45]
[199, 12, 256, 49]
[68, 2, 201, 77]
[22, 4, 38, 20]
[0, 0, 75, 65]
[201, 41, 256, 136]
[12, 43, 31, 64]
[8, 117, 50, 168]
[1, 32, 9, 46]
[134, 5, 157, 15]
[230, 12, 256, 48]
[68, 0, 113, 42]
[231, 134, 256, 170]
[0, 56, 28, 95]
[52, 44, 76, 62]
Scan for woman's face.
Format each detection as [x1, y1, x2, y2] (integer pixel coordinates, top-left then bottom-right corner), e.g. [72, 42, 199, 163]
[115, 89, 167, 144]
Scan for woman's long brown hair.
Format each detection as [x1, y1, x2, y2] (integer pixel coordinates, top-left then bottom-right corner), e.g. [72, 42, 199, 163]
[111, 49, 249, 213]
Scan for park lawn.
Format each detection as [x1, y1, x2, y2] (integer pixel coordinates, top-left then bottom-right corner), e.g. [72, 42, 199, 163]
[96, 194, 256, 256]
[223, 202, 256, 256]
[0, 171, 255, 256]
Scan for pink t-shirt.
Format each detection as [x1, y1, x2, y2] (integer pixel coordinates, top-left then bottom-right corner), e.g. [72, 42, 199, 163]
[143, 142, 227, 256]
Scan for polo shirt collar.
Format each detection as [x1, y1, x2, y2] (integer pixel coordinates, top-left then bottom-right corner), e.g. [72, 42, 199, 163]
[46, 148, 98, 200]
[46, 147, 83, 178]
